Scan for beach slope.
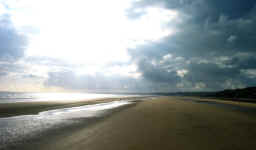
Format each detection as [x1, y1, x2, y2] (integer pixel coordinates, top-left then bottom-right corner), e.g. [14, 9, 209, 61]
[17, 96, 256, 150]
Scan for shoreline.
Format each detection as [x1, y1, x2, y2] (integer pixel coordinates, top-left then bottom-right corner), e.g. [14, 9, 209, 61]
[1, 95, 255, 118]
[15, 96, 256, 150]
[1, 100, 138, 150]
[0, 96, 145, 118]
[1, 96, 256, 150]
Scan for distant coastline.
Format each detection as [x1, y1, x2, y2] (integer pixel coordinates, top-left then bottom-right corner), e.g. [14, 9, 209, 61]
[151, 87, 256, 103]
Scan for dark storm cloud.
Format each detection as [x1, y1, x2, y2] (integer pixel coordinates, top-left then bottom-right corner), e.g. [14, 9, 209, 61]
[45, 70, 184, 92]
[207, 0, 256, 20]
[45, 71, 142, 92]
[127, 0, 256, 91]
[128, 0, 256, 21]
[0, 14, 27, 61]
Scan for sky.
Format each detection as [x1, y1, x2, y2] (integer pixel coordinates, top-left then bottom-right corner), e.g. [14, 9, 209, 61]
[0, 0, 256, 92]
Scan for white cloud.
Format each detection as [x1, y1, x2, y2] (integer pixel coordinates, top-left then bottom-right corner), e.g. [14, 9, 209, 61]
[5, 0, 179, 65]
[241, 69, 256, 79]
[176, 69, 188, 78]
[1, 0, 179, 78]
[227, 35, 237, 43]
[0, 3, 8, 14]
[101, 64, 141, 79]
[194, 82, 206, 89]
[222, 79, 245, 90]
[163, 53, 173, 60]
[0, 0, 181, 92]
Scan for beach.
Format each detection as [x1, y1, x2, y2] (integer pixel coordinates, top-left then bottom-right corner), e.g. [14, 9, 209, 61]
[0, 97, 140, 118]
[1, 96, 256, 150]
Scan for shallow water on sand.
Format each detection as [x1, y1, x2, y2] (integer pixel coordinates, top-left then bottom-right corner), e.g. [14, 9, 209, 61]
[0, 100, 134, 149]
[0, 92, 139, 103]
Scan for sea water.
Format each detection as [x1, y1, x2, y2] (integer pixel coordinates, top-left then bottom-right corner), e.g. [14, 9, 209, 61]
[0, 100, 135, 149]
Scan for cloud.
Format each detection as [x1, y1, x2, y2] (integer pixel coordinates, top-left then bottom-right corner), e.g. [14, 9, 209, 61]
[0, 14, 27, 61]
[1, 0, 256, 92]
[0, 7, 28, 90]
[45, 70, 187, 92]
[44, 71, 143, 92]
[126, 0, 256, 91]
[241, 69, 256, 79]
[227, 35, 237, 43]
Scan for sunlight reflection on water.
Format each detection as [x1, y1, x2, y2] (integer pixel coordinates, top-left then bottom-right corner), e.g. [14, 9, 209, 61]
[0, 100, 134, 149]
[0, 92, 137, 103]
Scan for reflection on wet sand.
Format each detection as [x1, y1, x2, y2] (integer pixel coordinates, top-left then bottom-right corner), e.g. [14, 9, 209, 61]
[0, 100, 134, 149]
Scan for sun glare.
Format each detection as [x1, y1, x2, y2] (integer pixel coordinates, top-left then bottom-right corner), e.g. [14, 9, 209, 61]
[9, 0, 179, 74]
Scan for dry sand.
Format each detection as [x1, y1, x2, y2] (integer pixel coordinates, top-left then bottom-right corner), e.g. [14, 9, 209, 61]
[11, 96, 255, 150]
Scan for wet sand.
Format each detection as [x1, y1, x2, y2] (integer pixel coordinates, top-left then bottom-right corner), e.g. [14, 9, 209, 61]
[0, 98, 129, 118]
[7, 96, 255, 150]
[2, 96, 256, 150]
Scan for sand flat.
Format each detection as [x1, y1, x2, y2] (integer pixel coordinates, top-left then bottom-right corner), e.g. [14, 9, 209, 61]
[0, 98, 128, 118]
[18, 96, 255, 150]
[2, 96, 256, 150]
